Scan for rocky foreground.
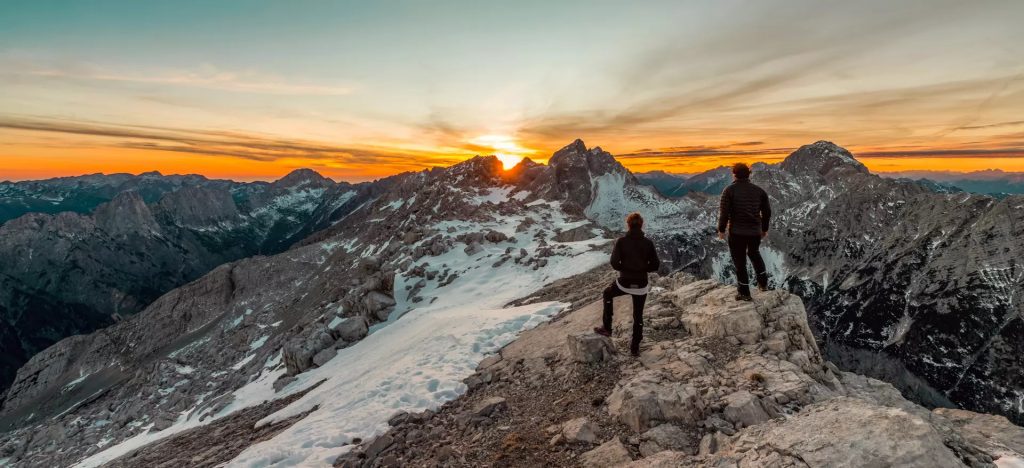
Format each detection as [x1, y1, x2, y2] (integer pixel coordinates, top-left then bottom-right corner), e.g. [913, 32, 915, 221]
[337, 274, 1024, 467]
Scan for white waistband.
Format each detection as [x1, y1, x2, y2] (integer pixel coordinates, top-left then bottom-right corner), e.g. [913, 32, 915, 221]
[616, 279, 650, 296]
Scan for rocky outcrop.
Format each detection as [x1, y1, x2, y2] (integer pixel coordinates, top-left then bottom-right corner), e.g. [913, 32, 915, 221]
[341, 274, 1024, 467]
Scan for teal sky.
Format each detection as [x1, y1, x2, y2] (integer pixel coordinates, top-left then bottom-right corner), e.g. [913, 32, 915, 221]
[2, 0, 1023, 180]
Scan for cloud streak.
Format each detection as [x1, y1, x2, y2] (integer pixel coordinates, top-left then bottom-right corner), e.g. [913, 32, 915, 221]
[0, 57, 354, 96]
[0, 116, 465, 171]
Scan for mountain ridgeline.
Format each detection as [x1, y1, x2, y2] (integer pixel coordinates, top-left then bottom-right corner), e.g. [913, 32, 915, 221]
[0, 169, 377, 393]
[0, 140, 1021, 467]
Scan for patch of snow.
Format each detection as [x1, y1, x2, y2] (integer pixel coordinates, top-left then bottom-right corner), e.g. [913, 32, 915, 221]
[167, 336, 211, 359]
[996, 455, 1024, 468]
[232, 354, 257, 371]
[62, 371, 92, 392]
[230, 301, 567, 467]
[383, 198, 405, 210]
[473, 187, 513, 205]
[327, 316, 347, 329]
[249, 335, 269, 351]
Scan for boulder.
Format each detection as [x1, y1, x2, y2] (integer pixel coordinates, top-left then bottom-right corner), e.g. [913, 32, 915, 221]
[933, 408, 1024, 458]
[484, 230, 508, 243]
[311, 347, 337, 367]
[722, 390, 772, 428]
[363, 291, 396, 316]
[330, 316, 369, 342]
[639, 424, 692, 457]
[561, 417, 599, 443]
[580, 438, 632, 467]
[472, 397, 507, 417]
[554, 225, 596, 242]
[607, 370, 705, 432]
[464, 242, 483, 256]
[567, 332, 615, 364]
[679, 295, 763, 344]
[364, 433, 393, 460]
[624, 450, 689, 467]
[273, 376, 297, 393]
[711, 397, 968, 468]
[283, 325, 335, 375]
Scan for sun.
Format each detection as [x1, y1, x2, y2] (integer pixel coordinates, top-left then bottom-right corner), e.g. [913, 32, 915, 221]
[469, 134, 534, 169]
[495, 153, 524, 169]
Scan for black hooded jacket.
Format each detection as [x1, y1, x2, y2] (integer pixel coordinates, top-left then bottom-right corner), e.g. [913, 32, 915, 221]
[717, 179, 772, 237]
[610, 228, 660, 288]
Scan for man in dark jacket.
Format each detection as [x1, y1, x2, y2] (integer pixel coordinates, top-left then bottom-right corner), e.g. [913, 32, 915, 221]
[594, 212, 660, 356]
[717, 163, 772, 301]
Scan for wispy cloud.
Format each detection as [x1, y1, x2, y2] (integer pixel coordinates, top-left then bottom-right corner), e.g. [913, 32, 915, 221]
[857, 148, 1024, 158]
[0, 56, 354, 96]
[0, 116, 465, 171]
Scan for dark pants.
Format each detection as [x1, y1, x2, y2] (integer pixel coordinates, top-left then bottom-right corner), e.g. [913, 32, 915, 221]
[602, 281, 647, 349]
[728, 233, 768, 296]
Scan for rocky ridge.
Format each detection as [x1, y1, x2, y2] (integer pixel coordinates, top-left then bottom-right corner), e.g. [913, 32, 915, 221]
[338, 274, 1024, 467]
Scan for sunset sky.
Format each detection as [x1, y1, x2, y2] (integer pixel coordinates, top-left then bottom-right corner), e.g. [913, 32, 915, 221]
[2, 0, 1023, 181]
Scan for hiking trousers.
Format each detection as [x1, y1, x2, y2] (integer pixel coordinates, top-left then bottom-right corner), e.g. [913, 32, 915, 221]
[728, 233, 769, 296]
[602, 281, 647, 350]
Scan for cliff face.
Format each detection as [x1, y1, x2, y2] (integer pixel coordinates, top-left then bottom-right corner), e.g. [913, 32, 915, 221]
[336, 274, 1024, 468]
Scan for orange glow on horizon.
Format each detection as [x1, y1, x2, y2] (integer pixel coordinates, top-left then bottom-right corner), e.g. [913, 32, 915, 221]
[3, 128, 1024, 182]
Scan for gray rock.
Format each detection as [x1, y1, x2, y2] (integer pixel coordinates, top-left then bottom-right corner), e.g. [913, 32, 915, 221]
[561, 417, 598, 443]
[722, 390, 771, 428]
[580, 438, 632, 466]
[311, 347, 337, 367]
[639, 424, 691, 457]
[330, 316, 369, 342]
[471, 397, 508, 417]
[273, 376, 297, 393]
[364, 433, 393, 460]
[567, 333, 615, 364]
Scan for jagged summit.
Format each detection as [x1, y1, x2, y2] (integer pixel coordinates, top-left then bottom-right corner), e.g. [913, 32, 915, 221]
[430, 155, 506, 190]
[274, 168, 333, 189]
[548, 139, 628, 176]
[779, 141, 869, 177]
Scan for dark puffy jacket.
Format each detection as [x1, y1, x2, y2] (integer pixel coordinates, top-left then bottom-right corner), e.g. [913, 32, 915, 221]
[610, 228, 660, 288]
[717, 179, 771, 237]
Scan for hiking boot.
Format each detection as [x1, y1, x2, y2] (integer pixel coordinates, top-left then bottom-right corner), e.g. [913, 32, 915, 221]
[629, 344, 640, 357]
[593, 327, 611, 337]
[735, 294, 753, 302]
[757, 284, 769, 292]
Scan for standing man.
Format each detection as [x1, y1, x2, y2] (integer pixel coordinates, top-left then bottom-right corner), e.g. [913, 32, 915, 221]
[717, 163, 772, 301]
[594, 212, 660, 356]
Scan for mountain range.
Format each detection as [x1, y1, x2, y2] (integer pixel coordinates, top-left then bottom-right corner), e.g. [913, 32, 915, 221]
[0, 169, 377, 393]
[0, 140, 1020, 467]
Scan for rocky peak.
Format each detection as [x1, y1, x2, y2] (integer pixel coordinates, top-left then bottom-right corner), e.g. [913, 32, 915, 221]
[273, 168, 333, 190]
[547, 139, 630, 179]
[154, 186, 240, 227]
[779, 141, 869, 178]
[518, 139, 640, 216]
[443, 155, 504, 186]
[93, 190, 160, 236]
